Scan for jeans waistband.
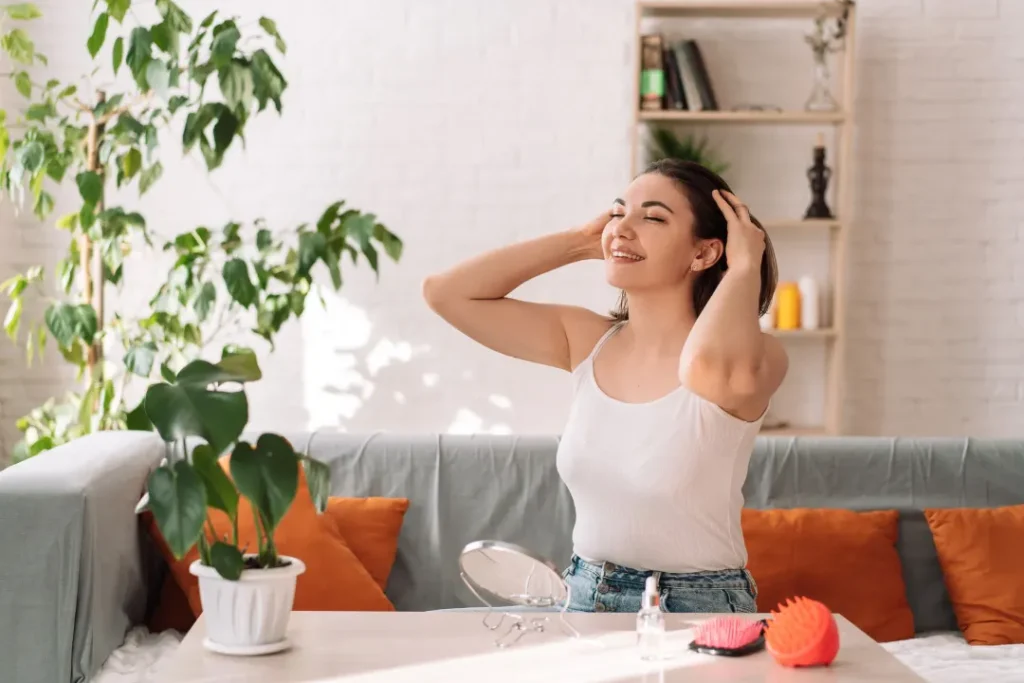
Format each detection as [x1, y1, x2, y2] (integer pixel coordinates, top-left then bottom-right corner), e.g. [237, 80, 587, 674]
[569, 554, 755, 592]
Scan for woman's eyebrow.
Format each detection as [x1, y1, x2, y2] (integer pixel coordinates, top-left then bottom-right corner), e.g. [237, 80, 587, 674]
[642, 200, 674, 214]
[613, 198, 675, 214]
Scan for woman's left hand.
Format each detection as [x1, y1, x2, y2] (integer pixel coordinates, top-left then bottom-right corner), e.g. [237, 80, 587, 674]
[712, 189, 765, 273]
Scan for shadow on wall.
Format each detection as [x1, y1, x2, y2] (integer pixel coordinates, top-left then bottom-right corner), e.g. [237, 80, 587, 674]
[297, 293, 552, 436]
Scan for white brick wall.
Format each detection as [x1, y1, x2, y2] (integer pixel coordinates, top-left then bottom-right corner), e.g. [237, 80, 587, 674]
[2, 0, 1023, 456]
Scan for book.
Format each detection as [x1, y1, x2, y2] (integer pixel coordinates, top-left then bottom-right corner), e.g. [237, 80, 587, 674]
[639, 34, 665, 110]
[671, 41, 701, 111]
[662, 46, 687, 110]
[679, 40, 718, 110]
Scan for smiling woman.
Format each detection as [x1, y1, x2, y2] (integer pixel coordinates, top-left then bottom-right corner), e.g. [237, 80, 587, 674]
[606, 160, 778, 325]
[423, 158, 788, 614]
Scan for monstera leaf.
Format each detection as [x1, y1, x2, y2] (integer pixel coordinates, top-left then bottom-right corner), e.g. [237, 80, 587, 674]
[230, 434, 299, 535]
[143, 351, 260, 454]
[147, 460, 205, 559]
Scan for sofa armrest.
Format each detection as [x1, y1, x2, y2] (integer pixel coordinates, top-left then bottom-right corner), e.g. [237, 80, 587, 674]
[0, 431, 165, 683]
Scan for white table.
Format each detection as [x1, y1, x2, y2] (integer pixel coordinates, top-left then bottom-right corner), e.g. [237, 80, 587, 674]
[155, 611, 926, 682]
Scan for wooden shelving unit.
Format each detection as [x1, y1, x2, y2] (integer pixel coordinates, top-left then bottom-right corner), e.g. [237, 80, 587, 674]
[771, 327, 837, 339]
[761, 425, 827, 437]
[638, 110, 845, 124]
[638, 0, 849, 19]
[632, 0, 857, 435]
[761, 218, 841, 231]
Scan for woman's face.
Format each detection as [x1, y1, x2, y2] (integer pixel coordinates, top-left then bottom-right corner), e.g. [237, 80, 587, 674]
[601, 172, 721, 292]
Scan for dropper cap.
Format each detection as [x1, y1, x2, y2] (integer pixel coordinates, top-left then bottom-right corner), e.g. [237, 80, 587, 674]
[643, 576, 659, 609]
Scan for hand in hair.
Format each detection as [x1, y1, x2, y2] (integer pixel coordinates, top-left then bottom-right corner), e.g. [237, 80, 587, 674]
[574, 210, 612, 260]
[712, 189, 766, 273]
[679, 190, 787, 422]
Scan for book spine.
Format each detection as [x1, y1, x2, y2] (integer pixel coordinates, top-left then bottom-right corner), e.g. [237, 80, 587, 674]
[663, 46, 687, 110]
[681, 40, 718, 110]
[673, 41, 700, 111]
[639, 34, 665, 111]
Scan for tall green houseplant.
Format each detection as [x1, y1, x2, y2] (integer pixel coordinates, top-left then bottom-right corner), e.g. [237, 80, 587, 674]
[0, 1, 401, 462]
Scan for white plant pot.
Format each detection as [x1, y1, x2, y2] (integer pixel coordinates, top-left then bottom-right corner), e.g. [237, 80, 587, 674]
[190, 555, 306, 656]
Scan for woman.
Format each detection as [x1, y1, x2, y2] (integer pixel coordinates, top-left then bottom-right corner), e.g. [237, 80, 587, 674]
[423, 159, 787, 613]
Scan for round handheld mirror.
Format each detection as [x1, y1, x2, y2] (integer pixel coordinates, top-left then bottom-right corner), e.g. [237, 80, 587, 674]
[459, 540, 568, 608]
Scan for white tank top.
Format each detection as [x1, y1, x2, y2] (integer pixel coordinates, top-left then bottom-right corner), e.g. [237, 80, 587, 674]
[555, 322, 765, 574]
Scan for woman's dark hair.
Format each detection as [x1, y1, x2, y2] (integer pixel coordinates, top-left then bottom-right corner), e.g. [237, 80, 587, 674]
[611, 158, 778, 321]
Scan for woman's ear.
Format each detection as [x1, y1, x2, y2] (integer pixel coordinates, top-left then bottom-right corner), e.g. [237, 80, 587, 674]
[691, 239, 724, 272]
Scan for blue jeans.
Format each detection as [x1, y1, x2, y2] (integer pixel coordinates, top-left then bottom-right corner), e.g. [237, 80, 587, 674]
[562, 554, 758, 614]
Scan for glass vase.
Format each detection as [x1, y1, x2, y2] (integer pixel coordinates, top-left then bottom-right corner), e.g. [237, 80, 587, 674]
[805, 52, 838, 112]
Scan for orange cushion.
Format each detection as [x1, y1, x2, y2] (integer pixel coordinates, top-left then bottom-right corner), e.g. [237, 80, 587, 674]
[325, 497, 409, 591]
[144, 456, 396, 628]
[925, 504, 1024, 645]
[143, 523, 199, 633]
[742, 508, 915, 642]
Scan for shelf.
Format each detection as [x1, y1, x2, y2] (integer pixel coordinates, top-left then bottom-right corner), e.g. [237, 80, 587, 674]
[761, 219, 840, 231]
[760, 425, 827, 437]
[632, 0, 857, 437]
[639, 0, 849, 19]
[770, 327, 837, 339]
[639, 109, 845, 124]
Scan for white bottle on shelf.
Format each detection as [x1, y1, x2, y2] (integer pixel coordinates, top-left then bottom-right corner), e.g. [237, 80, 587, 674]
[798, 276, 819, 330]
[759, 290, 777, 331]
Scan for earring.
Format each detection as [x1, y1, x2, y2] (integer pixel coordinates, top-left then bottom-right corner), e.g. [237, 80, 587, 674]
[691, 264, 698, 272]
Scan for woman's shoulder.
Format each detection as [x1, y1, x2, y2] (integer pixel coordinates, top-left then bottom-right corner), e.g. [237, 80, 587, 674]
[559, 308, 618, 372]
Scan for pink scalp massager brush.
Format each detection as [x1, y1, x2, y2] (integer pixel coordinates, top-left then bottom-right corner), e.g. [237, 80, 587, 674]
[688, 616, 768, 656]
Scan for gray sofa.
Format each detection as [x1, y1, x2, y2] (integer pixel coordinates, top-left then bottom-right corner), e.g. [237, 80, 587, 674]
[1, 431, 1023, 682]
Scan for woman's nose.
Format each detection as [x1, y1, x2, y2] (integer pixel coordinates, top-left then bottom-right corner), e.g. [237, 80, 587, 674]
[611, 213, 637, 238]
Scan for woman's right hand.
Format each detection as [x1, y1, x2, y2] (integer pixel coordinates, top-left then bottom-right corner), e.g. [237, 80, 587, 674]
[574, 211, 611, 260]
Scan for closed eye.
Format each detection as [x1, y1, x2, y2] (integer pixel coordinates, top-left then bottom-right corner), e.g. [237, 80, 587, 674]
[645, 216, 666, 223]
[610, 213, 625, 219]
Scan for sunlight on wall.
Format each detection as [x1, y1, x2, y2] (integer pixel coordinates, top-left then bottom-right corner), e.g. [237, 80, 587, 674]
[447, 408, 512, 435]
[303, 294, 378, 426]
[366, 337, 415, 376]
[489, 394, 513, 409]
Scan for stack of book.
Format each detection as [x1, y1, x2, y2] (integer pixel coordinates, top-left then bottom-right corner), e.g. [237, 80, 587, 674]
[640, 35, 718, 112]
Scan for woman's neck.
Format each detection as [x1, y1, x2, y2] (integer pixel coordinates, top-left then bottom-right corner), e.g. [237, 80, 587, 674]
[621, 288, 697, 355]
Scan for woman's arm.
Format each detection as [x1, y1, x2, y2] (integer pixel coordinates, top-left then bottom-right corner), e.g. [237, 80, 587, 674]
[679, 190, 788, 420]
[423, 214, 614, 372]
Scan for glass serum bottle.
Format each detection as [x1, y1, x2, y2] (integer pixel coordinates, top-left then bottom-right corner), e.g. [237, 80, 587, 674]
[637, 576, 667, 660]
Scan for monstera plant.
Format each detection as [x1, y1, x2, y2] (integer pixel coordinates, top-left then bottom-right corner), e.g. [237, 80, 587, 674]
[142, 349, 328, 653]
[0, 1, 402, 463]
[142, 349, 323, 577]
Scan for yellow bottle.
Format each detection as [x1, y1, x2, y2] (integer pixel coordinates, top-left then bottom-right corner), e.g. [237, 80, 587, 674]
[776, 282, 801, 330]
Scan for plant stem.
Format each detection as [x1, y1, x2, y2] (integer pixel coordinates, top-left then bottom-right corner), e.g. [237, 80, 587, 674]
[82, 91, 107, 389]
[251, 503, 266, 559]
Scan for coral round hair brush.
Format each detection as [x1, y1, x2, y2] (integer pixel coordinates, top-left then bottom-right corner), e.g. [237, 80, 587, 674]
[764, 597, 840, 668]
[688, 616, 767, 656]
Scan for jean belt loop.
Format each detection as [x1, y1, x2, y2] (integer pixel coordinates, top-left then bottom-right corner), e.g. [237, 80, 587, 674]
[652, 570, 663, 591]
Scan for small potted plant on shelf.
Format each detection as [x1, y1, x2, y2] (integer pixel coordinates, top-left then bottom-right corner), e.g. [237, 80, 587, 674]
[141, 348, 329, 655]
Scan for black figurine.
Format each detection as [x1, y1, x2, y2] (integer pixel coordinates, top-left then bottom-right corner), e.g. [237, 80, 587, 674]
[805, 139, 833, 219]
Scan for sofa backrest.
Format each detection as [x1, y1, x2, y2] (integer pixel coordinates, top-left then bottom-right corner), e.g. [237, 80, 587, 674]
[300, 432, 1024, 632]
